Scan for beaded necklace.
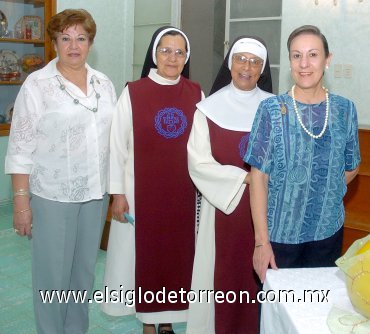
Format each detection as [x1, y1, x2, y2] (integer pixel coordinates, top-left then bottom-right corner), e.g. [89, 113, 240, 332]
[57, 75, 100, 113]
[291, 85, 329, 139]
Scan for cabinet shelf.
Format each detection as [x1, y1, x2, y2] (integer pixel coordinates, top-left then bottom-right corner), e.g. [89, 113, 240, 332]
[0, 80, 23, 85]
[2, 0, 45, 5]
[0, 37, 45, 44]
[0, 123, 10, 136]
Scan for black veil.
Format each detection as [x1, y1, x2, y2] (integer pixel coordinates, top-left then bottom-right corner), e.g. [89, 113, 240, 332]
[209, 35, 273, 95]
[140, 26, 191, 79]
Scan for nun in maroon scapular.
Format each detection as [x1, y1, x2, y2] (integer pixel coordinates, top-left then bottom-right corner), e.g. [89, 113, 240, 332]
[102, 26, 204, 334]
[186, 35, 274, 334]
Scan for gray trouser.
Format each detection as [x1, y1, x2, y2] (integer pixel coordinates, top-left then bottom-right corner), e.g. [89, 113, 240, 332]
[30, 194, 109, 334]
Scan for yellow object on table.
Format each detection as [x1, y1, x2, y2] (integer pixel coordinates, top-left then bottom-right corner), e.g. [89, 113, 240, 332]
[356, 239, 370, 256]
[336, 234, 370, 319]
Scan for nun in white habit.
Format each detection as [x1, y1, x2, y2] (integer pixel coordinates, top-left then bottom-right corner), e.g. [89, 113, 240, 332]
[102, 26, 204, 334]
[186, 36, 274, 334]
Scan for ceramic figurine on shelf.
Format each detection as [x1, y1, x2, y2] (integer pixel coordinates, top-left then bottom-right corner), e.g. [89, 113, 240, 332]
[0, 10, 8, 37]
[25, 24, 32, 39]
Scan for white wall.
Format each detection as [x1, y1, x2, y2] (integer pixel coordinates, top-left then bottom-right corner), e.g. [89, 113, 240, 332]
[55, 0, 370, 127]
[279, 0, 370, 128]
[57, 0, 134, 95]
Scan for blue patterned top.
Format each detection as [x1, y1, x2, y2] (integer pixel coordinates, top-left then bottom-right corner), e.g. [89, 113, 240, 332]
[244, 92, 361, 244]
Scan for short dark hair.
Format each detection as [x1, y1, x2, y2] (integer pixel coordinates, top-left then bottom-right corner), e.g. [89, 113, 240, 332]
[47, 9, 96, 43]
[287, 25, 329, 58]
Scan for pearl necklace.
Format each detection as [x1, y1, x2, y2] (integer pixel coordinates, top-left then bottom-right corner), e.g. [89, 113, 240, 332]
[291, 85, 329, 139]
[57, 76, 100, 113]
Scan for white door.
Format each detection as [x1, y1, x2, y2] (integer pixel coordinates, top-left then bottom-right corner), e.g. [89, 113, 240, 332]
[225, 0, 282, 93]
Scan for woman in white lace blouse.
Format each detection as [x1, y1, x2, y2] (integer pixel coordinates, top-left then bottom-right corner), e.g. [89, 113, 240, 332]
[4, 9, 116, 334]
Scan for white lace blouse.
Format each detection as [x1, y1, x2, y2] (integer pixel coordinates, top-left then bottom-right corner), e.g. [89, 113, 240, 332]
[5, 58, 117, 202]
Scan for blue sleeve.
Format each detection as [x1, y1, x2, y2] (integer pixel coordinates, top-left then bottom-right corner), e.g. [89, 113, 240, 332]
[244, 99, 274, 174]
[345, 101, 361, 170]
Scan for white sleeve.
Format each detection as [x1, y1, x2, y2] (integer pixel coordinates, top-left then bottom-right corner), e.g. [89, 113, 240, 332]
[109, 86, 132, 194]
[5, 80, 42, 174]
[187, 110, 248, 214]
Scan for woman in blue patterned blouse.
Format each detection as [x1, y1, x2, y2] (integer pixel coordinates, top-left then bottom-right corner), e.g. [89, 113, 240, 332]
[244, 25, 361, 283]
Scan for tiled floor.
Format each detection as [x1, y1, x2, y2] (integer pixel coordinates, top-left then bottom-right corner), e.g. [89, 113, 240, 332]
[0, 203, 186, 334]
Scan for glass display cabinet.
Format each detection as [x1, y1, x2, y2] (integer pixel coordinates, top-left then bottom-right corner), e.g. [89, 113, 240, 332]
[0, 0, 55, 136]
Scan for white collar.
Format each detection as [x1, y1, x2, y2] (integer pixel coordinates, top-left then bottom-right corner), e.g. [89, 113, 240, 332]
[197, 81, 273, 131]
[148, 68, 181, 85]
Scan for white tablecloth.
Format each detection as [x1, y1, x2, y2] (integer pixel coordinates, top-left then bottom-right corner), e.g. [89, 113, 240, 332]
[260, 267, 355, 334]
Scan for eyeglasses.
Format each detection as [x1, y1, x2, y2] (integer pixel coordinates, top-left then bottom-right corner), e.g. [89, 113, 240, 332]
[232, 54, 263, 67]
[157, 47, 186, 58]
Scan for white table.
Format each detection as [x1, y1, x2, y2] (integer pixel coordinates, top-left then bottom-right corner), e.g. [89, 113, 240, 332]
[260, 267, 355, 334]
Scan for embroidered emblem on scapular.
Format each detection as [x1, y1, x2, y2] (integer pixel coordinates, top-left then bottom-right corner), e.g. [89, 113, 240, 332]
[238, 133, 250, 159]
[154, 107, 187, 139]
